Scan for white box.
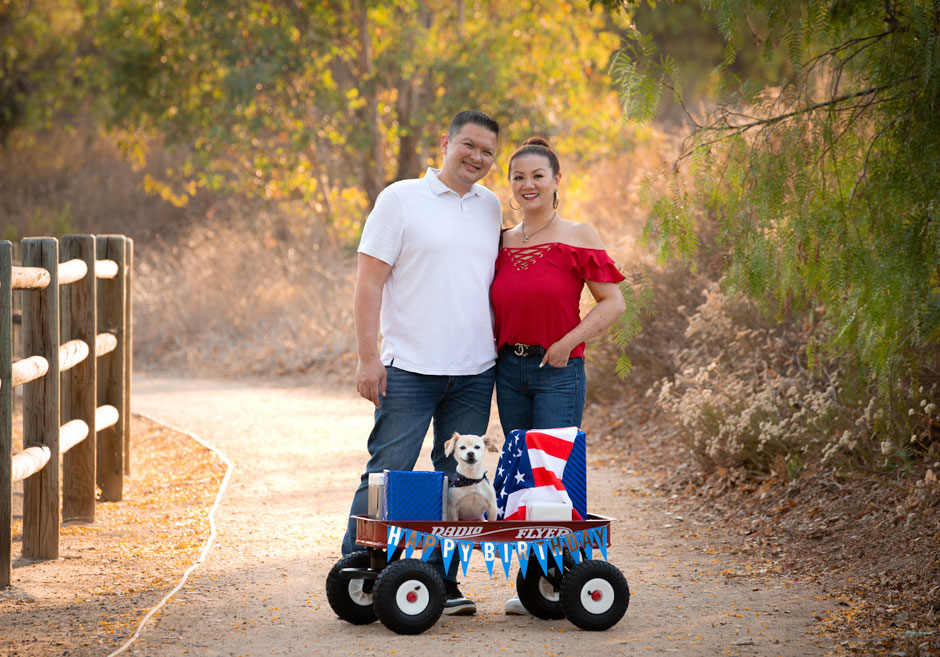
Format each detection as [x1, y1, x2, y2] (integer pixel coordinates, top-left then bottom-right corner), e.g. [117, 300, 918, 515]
[527, 501, 573, 521]
[368, 472, 385, 519]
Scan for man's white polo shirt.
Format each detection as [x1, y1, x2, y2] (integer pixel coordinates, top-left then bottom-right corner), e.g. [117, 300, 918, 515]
[358, 167, 501, 375]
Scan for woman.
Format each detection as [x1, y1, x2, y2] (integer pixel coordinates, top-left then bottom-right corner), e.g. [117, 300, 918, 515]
[491, 137, 626, 616]
[492, 136, 626, 435]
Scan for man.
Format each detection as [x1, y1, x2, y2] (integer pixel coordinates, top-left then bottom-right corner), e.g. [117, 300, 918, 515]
[342, 110, 501, 615]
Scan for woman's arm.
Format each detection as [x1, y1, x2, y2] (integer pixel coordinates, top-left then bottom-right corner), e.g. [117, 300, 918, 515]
[541, 220, 626, 367]
[541, 279, 625, 368]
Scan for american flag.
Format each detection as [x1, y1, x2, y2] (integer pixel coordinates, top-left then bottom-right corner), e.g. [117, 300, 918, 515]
[494, 427, 587, 521]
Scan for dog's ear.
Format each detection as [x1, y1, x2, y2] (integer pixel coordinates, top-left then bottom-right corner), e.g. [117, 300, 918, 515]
[484, 435, 500, 453]
[444, 432, 459, 457]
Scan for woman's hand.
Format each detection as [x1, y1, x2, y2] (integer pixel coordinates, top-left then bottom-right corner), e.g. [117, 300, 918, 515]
[540, 340, 572, 368]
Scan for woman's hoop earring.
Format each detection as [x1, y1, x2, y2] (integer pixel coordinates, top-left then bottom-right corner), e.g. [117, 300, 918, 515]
[553, 191, 559, 209]
[509, 195, 521, 211]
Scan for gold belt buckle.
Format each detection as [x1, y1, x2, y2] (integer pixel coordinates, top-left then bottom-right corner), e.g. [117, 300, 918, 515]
[514, 343, 526, 356]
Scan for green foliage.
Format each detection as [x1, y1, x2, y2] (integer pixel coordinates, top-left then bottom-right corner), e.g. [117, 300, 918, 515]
[618, 0, 940, 454]
[88, 0, 634, 227]
[609, 30, 662, 122]
[611, 273, 653, 377]
[611, 0, 792, 122]
[4, 1, 640, 233]
[0, 0, 91, 144]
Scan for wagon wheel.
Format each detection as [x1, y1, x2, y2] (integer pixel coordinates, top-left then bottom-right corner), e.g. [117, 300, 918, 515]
[560, 560, 630, 631]
[514, 552, 576, 620]
[325, 551, 378, 625]
[372, 559, 445, 635]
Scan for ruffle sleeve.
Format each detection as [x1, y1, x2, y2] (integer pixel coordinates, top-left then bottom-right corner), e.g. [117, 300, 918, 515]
[552, 243, 626, 283]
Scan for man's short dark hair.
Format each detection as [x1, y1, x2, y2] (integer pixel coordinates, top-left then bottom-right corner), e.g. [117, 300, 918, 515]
[448, 110, 499, 139]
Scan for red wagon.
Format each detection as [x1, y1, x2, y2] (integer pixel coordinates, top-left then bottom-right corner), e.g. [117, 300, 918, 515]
[326, 514, 630, 635]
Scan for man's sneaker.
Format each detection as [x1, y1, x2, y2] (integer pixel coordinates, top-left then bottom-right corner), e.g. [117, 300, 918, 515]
[443, 582, 477, 616]
[504, 595, 528, 615]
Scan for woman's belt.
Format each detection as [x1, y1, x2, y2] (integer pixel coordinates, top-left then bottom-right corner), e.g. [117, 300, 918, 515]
[500, 343, 546, 358]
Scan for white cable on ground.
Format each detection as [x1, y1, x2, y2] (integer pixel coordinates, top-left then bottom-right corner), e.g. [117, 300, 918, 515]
[106, 412, 235, 657]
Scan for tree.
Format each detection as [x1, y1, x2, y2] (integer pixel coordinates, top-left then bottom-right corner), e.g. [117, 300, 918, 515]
[613, 0, 940, 449]
[91, 0, 633, 228]
[0, 0, 90, 146]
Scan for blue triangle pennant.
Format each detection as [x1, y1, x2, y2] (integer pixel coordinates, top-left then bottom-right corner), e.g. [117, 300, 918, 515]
[549, 537, 565, 571]
[516, 541, 530, 577]
[565, 532, 582, 564]
[386, 525, 404, 562]
[581, 530, 593, 560]
[441, 538, 456, 574]
[403, 530, 418, 560]
[593, 526, 608, 561]
[421, 533, 438, 562]
[531, 541, 550, 577]
[481, 542, 497, 578]
[457, 541, 474, 576]
[498, 542, 514, 578]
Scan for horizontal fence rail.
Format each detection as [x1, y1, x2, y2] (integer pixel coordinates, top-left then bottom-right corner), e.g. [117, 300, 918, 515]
[1, 235, 133, 587]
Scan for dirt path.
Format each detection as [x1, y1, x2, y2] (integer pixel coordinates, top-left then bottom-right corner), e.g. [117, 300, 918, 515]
[127, 374, 833, 656]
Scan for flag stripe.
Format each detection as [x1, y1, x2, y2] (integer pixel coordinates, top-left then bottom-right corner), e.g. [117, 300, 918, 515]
[527, 449, 568, 476]
[525, 433, 576, 459]
[529, 427, 579, 442]
[531, 466, 566, 489]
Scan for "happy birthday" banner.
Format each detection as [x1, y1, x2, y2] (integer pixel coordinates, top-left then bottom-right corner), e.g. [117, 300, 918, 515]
[385, 525, 608, 578]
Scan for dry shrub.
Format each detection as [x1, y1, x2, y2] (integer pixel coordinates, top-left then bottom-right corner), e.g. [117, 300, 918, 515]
[133, 197, 357, 378]
[0, 119, 200, 239]
[649, 282, 880, 475]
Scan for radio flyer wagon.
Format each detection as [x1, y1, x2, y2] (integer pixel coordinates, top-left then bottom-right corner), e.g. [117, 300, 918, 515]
[326, 514, 630, 635]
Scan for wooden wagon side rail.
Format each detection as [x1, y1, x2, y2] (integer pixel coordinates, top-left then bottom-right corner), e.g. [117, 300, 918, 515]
[0, 235, 133, 587]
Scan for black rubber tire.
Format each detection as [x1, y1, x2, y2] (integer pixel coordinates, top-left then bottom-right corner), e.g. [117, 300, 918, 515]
[325, 551, 378, 625]
[514, 552, 576, 620]
[560, 560, 630, 631]
[372, 559, 445, 635]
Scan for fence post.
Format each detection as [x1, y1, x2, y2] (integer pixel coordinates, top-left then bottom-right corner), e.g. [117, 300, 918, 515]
[123, 238, 133, 476]
[61, 236, 97, 523]
[21, 237, 60, 560]
[96, 235, 125, 502]
[1, 241, 13, 586]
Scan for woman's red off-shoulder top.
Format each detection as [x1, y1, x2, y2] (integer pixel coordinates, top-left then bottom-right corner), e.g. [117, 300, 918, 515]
[490, 242, 625, 359]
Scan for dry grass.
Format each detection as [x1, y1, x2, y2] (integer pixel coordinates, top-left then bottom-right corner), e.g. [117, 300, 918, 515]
[1, 122, 359, 381]
[132, 196, 357, 379]
[2, 415, 226, 656]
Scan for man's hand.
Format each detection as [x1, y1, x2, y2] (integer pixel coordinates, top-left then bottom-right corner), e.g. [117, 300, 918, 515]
[354, 253, 392, 408]
[356, 355, 387, 408]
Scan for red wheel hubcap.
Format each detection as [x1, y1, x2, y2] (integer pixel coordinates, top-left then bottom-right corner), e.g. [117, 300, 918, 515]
[406, 591, 418, 603]
[590, 590, 603, 602]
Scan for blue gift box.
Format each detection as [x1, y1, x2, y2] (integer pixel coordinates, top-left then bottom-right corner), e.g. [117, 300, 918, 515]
[382, 470, 446, 521]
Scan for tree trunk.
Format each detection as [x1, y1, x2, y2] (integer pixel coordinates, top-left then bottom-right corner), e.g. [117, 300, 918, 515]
[395, 78, 424, 182]
[393, 4, 433, 183]
[358, 0, 385, 206]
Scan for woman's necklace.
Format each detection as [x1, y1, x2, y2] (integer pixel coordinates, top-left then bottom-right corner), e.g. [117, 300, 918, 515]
[521, 212, 557, 243]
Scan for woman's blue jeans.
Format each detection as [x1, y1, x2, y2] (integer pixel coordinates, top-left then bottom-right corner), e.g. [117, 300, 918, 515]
[495, 350, 585, 437]
[341, 365, 495, 560]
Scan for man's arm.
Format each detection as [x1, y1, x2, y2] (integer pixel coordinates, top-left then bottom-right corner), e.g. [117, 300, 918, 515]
[355, 253, 393, 407]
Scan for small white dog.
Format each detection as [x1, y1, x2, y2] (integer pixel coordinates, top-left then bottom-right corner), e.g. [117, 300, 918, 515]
[444, 432, 499, 521]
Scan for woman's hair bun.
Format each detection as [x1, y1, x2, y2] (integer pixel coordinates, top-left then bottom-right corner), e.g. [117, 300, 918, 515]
[523, 136, 551, 149]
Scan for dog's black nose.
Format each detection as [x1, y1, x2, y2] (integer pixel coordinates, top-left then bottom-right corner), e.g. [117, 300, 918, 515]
[466, 453, 476, 463]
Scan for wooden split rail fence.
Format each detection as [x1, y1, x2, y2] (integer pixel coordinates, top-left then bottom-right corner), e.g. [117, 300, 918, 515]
[0, 235, 133, 588]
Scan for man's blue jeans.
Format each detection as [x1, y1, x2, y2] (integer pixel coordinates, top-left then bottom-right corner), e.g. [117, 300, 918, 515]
[494, 351, 585, 437]
[341, 365, 495, 562]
